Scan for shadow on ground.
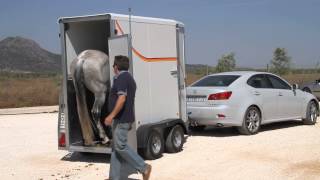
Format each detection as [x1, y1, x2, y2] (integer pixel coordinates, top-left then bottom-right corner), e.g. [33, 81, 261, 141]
[189, 120, 305, 137]
[189, 126, 239, 137]
[61, 152, 140, 179]
[260, 120, 303, 132]
[61, 152, 110, 163]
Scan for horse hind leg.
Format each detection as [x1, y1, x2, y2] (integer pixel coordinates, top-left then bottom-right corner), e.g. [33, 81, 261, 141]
[91, 92, 110, 144]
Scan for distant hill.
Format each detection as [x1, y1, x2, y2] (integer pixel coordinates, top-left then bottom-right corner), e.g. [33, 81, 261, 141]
[0, 36, 61, 73]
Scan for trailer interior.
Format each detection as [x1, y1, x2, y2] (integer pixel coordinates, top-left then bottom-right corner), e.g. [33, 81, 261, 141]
[65, 19, 112, 147]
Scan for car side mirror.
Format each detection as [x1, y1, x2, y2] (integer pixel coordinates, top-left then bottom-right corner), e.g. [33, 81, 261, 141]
[292, 84, 298, 90]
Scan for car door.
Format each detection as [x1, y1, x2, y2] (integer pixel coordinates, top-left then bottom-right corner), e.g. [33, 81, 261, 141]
[267, 74, 301, 119]
[247, 74, 278, 122]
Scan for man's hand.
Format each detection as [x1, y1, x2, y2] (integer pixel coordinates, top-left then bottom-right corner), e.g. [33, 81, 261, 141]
[104, 115, 113, 126]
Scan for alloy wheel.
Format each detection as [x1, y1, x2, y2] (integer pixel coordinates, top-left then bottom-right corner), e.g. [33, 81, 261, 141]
[245, 109, 260, 133]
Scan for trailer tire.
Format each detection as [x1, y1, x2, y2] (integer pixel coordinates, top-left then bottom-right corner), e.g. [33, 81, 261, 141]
[143, 130, 164, 160]
[165, 125, 184, 153]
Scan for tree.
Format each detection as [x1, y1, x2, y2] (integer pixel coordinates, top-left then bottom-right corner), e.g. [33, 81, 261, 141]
[270, 48, 291, 75]
[216, 52, 236, 72]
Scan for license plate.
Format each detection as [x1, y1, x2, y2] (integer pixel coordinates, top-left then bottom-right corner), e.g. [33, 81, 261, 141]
[187, 96, 206, 102]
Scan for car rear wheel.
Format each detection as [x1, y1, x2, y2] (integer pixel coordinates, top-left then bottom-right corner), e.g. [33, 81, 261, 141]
[237, 106, 261, 135]
[303, 100, 318, 125]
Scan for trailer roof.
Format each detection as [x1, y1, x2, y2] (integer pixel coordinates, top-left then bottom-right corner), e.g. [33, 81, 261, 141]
[58, 13, 184, 26]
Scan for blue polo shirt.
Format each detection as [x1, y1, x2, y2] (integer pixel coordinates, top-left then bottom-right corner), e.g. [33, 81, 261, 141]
[108, 71, 136, 123]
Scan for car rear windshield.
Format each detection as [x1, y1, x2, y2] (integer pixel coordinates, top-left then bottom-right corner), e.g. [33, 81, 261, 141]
[192, 75, 240, 87]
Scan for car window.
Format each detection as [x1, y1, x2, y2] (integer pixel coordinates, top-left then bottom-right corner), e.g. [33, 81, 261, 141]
[247, 74, 273, 88]
[267, 75, 291, 90]
[192, 75, 240, 87]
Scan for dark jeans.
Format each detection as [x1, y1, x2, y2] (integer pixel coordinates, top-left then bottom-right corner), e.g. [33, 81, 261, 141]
[109, 121, 147, 180]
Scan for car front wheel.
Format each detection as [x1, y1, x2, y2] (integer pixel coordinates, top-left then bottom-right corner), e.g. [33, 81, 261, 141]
[237, 106, 261, 135]
[303, 100, 318, 125]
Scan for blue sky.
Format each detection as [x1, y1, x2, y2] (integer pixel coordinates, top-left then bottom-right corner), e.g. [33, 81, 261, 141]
[0, 0, 319, 68]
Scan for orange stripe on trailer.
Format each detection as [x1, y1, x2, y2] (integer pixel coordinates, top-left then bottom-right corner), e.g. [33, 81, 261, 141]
[115, 20, 124, 35]
[132, 48, 177, 62]
[115, 20, 177, 62]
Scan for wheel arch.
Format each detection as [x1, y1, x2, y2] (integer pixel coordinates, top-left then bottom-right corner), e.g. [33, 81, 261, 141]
[240, 104, 263, 122]
[248, 104, 262, 117]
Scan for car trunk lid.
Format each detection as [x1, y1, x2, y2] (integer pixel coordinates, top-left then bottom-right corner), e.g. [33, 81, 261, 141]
[187, 87, 229, 106]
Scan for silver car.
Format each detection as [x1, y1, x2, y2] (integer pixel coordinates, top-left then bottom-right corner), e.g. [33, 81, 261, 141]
[301, 79, 320, 99]
[187, 71, 319, 135]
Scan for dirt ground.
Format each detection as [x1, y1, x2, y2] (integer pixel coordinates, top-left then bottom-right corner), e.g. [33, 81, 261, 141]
[0, 112, 320, 180]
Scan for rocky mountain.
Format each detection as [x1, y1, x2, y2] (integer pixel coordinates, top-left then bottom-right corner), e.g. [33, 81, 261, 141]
[0, 36, 61, 73]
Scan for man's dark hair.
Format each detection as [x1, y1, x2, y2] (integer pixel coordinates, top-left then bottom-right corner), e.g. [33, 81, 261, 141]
[114, 55, 129, 71]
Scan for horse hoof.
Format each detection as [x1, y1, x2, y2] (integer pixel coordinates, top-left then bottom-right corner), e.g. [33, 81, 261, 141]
[101, 138, 110, 145]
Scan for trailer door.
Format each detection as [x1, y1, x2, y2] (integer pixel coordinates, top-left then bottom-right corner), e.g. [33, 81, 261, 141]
[108, 34, 133, 82]
[108, 34, 137, 151]
[177, 26, 187, 122]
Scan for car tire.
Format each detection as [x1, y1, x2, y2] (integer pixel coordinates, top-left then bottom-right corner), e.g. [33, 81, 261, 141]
[302, 100, 318, 125]
[188, 125, 206, 132]
[165, 125, 184, 153]
[237, 106, 261, 135]
[142, 130, 164, 160]
[303, 87, 312, 94]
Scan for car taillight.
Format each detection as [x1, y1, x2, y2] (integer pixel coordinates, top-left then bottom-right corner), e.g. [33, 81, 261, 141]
[59, 133, 66, 147]
[208, 91, 232, 100]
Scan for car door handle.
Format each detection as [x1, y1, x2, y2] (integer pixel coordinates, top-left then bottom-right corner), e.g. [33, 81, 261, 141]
[253, 91, 261, 96]
[170, 70, 177, 76]
[278, 92, 283, 96]
[170, 70, 178, 78]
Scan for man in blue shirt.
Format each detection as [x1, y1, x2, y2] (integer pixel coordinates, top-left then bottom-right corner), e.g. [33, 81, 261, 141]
[104, 55, 152, 180]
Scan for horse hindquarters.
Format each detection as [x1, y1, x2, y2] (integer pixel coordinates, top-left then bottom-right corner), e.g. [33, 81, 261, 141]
[73, 58, 96, 146]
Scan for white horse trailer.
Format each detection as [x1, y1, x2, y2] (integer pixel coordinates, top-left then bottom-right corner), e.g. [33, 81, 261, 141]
[57, 13, 187, 159]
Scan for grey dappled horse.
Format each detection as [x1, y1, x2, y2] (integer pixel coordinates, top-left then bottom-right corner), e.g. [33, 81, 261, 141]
[70, 50, 110, 146]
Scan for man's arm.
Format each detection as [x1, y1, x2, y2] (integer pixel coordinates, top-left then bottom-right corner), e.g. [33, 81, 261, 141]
[110, 95, 126, 119]
[104, 95, 126, 125]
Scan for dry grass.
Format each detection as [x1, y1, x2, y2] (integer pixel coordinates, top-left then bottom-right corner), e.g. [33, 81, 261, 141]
[186, 73, 204, 85]
[0, 72, 318, 109]
[282, 73, 320, 85]
[0, 77, 60, 108]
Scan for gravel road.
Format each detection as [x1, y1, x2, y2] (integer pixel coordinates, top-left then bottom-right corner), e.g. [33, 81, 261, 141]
[0, 112, 319, 180]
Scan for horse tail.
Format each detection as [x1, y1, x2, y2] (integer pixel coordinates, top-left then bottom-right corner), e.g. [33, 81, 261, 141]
[73, 58, 95, 145]
[74, 58, 86, 107]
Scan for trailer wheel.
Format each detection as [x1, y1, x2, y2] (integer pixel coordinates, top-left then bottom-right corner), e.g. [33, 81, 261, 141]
[143, 130, 164, 160]
[165, 125, 184, 153]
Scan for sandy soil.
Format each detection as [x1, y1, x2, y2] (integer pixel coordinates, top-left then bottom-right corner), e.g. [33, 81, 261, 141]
[0, 112, 319, 180]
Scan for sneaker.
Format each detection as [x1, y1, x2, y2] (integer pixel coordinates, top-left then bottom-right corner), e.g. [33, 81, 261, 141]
[142, 164, 152, 180]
